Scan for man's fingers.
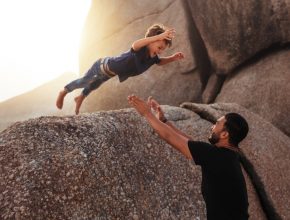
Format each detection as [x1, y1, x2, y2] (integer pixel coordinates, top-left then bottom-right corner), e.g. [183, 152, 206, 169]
[128, 98, 135, 107]
[127, 94, 135, 101]
[150, 99, 159, 111]
[151, 98, 159, 106]
[129, 95, 147, 107]
[128, 94, 140, 107]
[128, 94, 139, 102]
[128, 99, 140, 110]
[147, 96, 153, 105]
[166, 28, 175, 32]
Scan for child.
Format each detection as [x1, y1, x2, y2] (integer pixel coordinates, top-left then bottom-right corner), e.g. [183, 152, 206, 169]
[56, 24, 184, 114]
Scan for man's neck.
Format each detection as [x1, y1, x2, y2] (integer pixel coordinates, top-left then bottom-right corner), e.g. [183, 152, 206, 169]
[215, 142, 239, 152]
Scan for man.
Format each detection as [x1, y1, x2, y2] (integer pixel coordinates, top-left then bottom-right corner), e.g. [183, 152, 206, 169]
[128, 95, 249, 220]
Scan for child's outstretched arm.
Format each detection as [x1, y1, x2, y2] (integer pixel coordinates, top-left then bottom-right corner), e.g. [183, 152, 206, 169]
[132, 28, 175, 51]
[157, 52, 184, 66]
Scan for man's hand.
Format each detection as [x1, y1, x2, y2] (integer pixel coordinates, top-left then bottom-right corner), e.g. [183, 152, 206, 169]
[147, 97, 166, 122]
[128, 95, 192, 160]
[128, 95, 152, 117]
[172, 52, 185, 61]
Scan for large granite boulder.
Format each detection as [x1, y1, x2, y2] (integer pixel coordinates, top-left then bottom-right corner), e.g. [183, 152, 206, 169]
[0, 106, 274, 220]
[216, 48, 290, 136]
[79, 0, 202, 113]
[0, 107, 206, 219]
[2, 103, 289, 219]
[182, 102, 290, 219]
[186, 0, 290, 74]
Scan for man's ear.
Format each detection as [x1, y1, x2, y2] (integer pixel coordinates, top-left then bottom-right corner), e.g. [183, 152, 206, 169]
[221, 130, 229, 139]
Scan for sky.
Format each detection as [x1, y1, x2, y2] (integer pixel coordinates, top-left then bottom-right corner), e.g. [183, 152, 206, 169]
[0, 0, 91, 102]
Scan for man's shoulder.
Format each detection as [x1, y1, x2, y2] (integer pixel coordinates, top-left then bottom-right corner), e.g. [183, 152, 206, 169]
[188, 141, 216, 165]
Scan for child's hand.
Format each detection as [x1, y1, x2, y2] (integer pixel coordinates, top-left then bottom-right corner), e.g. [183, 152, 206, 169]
[173, 52, 185, 61]
[159, 28, 175, 41]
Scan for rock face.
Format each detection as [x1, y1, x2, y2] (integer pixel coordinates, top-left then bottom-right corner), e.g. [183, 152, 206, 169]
[79, 0, 202, 113]
[0, 73, 75, 132]
[1, 1, 290, 218]
[216, 48, 290, 136]
[182, 102, 290, 219]
[186, 0, 290, 74]
[0, 107, 206, 219]
[2, 104, 290, 219]
[77, 0, 290, 145]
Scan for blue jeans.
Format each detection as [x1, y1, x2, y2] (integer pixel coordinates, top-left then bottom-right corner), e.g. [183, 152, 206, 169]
[65, 59, 110, 96]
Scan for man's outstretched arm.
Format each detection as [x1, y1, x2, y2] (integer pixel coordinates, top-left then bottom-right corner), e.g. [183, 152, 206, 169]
[148, 97, 193, 140]
[128, 95, 192, 160]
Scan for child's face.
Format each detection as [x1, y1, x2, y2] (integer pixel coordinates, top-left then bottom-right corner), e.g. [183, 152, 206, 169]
[147, 40, 168, 58]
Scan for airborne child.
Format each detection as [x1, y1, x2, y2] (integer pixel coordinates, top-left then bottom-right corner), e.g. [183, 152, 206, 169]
[56, 24, 184, 114]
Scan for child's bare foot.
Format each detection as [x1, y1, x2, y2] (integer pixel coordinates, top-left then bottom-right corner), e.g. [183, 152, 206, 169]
[56, 89, 68, 109]
[74, 94, 85, 115]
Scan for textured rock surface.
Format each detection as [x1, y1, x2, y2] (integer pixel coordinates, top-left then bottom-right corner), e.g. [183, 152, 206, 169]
[0, 107, 207, 219]
[0, 105, 272, 219]
[216, 48, 290, 136]
[201, 74, 225, 104]
[77, 0, 290, 142]
[187, 0, 290, 74]
[1, 0, 290, 218]
[79, 0, 202, 113]
[182, 102, 290, 219]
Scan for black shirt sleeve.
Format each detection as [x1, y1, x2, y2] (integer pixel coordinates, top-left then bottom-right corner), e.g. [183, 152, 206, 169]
[188, 140, 215, 165]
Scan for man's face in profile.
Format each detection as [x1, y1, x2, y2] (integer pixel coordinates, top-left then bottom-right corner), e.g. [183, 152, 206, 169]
[208, 116, 226, 145]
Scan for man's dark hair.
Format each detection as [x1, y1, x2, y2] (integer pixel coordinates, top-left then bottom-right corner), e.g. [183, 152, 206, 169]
[224, 113, 249, 147]
[145, 24, 172, 47]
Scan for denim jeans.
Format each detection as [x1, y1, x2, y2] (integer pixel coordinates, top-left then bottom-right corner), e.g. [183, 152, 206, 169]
[65, 59, 110, 96]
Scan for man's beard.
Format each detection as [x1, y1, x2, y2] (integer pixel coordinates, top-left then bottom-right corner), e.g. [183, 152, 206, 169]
[208, 132, 220, 145]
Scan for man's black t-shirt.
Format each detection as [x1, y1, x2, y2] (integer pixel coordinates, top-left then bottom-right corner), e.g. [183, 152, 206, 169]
[188, 141, 249, 220]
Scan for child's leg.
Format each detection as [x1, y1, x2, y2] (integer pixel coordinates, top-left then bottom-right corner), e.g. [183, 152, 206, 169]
[74, 94, 86, 115]
[64, 74, 95, 93]
[56, 88, 69, 109]
[74, 73, 110, 115]
[56, 66, 99, 109]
